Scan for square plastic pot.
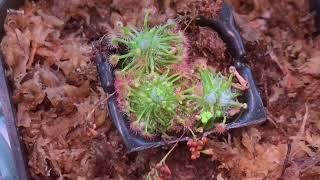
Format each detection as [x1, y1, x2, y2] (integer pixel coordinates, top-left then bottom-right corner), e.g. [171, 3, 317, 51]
[94, 2, 267, 152]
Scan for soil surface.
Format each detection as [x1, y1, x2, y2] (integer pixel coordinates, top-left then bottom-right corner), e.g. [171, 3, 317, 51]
[1, 0, 320, 179]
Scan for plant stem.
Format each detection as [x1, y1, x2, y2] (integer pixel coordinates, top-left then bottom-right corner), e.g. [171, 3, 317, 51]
[159, 131, 185, 164]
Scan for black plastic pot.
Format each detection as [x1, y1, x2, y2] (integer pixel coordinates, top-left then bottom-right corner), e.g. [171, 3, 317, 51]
[94, 2, 267, 153]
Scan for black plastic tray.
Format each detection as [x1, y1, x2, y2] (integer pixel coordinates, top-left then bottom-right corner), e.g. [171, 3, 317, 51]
[0, 1, 29, 179]
[94, 2, 267, 152]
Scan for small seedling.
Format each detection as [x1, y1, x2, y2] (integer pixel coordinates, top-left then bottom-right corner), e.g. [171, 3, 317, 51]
[127, 72, 181, 135]
[196, 69, 246, 128]
[111, 12, 186, 74]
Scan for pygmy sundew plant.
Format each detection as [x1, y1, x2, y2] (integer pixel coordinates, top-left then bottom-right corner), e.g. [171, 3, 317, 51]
[109, 13, 247, 138]
[127, 72, 181, 135]
[197, 69, 246, 126]
[111, 13, 185, 74]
